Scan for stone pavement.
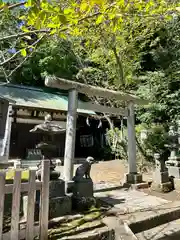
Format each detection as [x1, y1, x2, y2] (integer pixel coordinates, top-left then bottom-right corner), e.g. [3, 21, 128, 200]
[94, 187, 169, 214]
[94, 186, 180, 240]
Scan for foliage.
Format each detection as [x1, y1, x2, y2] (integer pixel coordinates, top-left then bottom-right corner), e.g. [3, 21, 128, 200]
[11, 37, 79, 86]
[136, 124, 169, 161]
[1, 0, 179, 86]
[106, 123, 169, 167]
[133, 16, 180, 124]
[106, 127, 128, 160]
[5, 169, 29, 180]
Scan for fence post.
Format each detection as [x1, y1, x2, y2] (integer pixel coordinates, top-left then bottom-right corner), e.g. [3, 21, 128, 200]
[25, 169, 36, 240]
[0, 172, 5, 240]
[10, 170, 21, 240]
[39, 160, 50, 240]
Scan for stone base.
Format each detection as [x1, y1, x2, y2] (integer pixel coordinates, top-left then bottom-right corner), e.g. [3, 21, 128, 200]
[35, 179, 65, 202]
[23, 195, 72, 221]
[151, 181, 173, 193]
[131, 182, 149, 190]
[49, 179, 65, 197]
[167, 166, 180, 178]
[49, 196, 72, 219]
[65, 180, 75, 195]
[153, 170, 169, 184]
[173, 178, 180, 192]
[124, 173, 143, 184]
[73, 178, 93, 197]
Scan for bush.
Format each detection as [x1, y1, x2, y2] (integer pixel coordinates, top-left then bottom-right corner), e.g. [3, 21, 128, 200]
[106, 123, 169, 165]
[137, 123, 169, 161]
[105, 127, 128, 160]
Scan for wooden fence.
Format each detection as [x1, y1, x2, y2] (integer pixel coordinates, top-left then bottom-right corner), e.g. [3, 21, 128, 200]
[0, 160, 50, 240]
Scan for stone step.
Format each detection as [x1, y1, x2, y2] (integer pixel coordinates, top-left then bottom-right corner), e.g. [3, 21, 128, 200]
[103, 217, 137, 240]
[60, 225, 114, 240]
[135, 219, 180, 240]
[128, 201, 180, 234]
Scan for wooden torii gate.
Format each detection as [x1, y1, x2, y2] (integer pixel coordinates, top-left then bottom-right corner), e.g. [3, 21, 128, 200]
[45, 76, 148, 190]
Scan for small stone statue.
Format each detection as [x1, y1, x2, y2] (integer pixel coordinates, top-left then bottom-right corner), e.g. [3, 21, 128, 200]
[73, 156, 95, 180]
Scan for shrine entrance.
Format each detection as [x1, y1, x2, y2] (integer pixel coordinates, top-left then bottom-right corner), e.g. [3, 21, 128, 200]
[45, 76, 148, 191]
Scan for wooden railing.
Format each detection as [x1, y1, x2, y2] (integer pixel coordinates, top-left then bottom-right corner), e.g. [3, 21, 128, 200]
[0, 160, 50, 240]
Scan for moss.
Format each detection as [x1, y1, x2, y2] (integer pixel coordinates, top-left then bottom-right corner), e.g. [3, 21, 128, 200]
[47, 208, 103, 239]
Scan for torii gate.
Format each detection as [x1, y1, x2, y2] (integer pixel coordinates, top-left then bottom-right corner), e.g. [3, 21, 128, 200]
[45, 76, 148, 190]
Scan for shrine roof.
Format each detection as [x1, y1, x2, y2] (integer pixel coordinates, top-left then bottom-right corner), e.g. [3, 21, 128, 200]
[0, 84, 95, 115]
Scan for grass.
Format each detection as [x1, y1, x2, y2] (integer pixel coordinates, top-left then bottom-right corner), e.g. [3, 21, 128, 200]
[5, 169, 29, 180]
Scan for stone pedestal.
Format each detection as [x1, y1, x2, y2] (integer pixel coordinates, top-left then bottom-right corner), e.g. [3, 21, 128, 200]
[73, 178, 93, 197]
[166, 156, 180, 178]
[124, 173, 143, 184]
[72, 178, 95, 211]
[167, 166, 180, 178]
[151, 171, 172, 192]
[153, 171, 169, 184]
[151, 153, 173, 192]
[23, 179, 72, 221]
[173, 178, 180, 192]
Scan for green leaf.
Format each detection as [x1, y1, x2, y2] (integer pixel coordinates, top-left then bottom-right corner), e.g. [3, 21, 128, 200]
[64, 8, 74, 15]
[21, 26, 30, 32]
[58, 14, 67, 24]
[25, 0, 32, 8]
[96, 15, 104, 25]
[21, 49, 27, 57]
[50, 29, 57, 35]
[0, 1, 4, 8]
[80, 2, 89, 12]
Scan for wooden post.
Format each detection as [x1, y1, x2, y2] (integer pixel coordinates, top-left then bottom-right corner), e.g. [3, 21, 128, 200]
[39, 160, 50, 240]
[64, 89, 78, 185]
[25, 169, 36, 240]
[127, 101, 137, 174]
[0, 172, 5, 240]
[10, 170, 21, 240]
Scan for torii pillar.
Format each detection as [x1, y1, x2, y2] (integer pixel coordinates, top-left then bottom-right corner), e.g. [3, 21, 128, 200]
[125, 101, 142, 184]
[63, 89, 78, 193]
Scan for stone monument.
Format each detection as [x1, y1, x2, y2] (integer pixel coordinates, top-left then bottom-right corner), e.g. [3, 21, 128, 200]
[72, 156, 96, 211]
[23, 114, 72, 220]
[165, 124, 180, 178]
[30, 114, 64, 180]
[151, 153, 173, 192]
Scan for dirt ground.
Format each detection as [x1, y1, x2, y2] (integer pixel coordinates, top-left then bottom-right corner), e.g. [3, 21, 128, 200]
[88, 160, 180, 202]
[59, 159, 180, 202]
[90, 159, 128, 184]
[90, 159, 152, 184]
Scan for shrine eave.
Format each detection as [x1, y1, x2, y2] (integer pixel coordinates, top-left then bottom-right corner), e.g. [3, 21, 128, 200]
[0, 84, 96, 116]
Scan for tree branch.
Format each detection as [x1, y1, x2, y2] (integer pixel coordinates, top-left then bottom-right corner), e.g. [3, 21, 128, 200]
[0, 51, 10, 83]
[0, 1, 26, 13]
[0, 29, 50, 43]
[7, 34, 46, 78]
[0, 33, 46, 67]
[112, 46, 125, 85]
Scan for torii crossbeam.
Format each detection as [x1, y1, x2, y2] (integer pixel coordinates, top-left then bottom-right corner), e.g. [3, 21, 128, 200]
[45, 76, 148, 190]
